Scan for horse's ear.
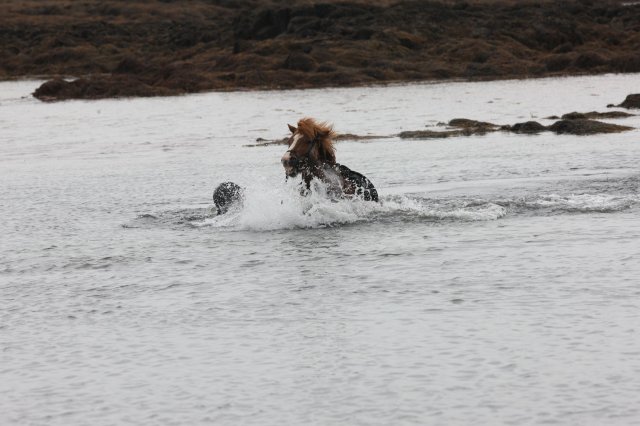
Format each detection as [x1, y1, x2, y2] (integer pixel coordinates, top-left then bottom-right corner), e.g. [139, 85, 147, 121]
[288, 124, 296, 134]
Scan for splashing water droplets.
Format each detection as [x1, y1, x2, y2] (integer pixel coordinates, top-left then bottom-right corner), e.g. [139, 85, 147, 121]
[201, 178, 371, 230]
[197, 177, 510, 231]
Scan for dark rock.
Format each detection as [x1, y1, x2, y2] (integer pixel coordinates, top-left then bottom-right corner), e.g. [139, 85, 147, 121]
[246, 137, 289, 146]
[548, 119, 633, 135]
[561, 112, 588, 120]
[448, 118, 499, 131]
[506, 121, 547, 134]
[334, 133, 391, 141]
[615, 94, 640, 109]
[32, 78, 68, 100]
[33, 76, 169, 101]
[561, 111, 634, 119]
[400, 118, 505, 139]
[399, 129, 463, 139]
[400, 115, 635, 140]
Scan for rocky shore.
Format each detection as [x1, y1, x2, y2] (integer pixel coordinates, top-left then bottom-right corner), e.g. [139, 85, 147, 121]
[247, 101, 637, 147]
[2, 0, 640, 101]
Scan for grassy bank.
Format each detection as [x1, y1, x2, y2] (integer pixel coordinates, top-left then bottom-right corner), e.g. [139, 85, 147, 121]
[1, 0, 639, 101]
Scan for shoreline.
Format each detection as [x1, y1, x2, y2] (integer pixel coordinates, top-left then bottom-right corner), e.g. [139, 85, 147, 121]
[6, 70, 637, 101]
[2, 0, 639, 102]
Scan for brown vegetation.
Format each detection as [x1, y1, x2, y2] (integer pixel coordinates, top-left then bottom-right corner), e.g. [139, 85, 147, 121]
[1, 0, 639, 101]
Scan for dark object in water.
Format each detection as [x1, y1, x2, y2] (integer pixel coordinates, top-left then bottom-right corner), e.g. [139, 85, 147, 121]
[448, 118, 499, 133]
[504, 121, 547, 134]
[548, 119, 633, 135]
[213, 181, 243, 215]
[560, 111, 635, 120]
[614, 94, 640, 109]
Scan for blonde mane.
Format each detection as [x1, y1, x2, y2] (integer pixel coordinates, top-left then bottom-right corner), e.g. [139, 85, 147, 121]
[296, 117, 337, 164]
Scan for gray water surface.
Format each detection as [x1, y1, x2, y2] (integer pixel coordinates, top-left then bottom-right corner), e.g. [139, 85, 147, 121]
[2, 74, 640, 425]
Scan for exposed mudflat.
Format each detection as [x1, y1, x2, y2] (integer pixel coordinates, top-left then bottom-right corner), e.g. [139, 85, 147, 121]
[2, 0, 640, 100]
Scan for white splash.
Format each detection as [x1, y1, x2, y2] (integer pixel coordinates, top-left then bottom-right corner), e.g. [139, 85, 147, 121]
[201, 178, 375, 231]
[199, 178, 508, 231]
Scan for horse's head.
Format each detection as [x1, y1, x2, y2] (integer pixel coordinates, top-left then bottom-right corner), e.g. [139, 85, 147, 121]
[281, 118, 336, 178]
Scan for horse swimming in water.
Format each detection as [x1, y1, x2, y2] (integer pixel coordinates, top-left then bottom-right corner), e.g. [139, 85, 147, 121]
[280, 118, 378, 202]
[213, 118, 377, 214]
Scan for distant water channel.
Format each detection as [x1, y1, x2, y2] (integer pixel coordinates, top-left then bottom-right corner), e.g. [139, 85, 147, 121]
[2, 74, 640, 425]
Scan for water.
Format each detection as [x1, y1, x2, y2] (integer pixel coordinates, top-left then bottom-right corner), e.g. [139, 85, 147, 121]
[2, 74, 640, 425]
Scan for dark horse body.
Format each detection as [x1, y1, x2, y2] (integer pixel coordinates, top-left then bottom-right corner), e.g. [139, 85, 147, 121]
[281, 118, 378, 202]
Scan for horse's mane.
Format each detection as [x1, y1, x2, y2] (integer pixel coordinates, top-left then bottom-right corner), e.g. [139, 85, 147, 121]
[297, 117, 337, 165]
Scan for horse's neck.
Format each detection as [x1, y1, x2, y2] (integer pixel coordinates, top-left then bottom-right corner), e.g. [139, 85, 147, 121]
[303, 163, 343, 192]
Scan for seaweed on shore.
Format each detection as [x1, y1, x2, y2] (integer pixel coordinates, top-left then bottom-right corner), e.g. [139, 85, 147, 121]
[399, 116, 634, 140]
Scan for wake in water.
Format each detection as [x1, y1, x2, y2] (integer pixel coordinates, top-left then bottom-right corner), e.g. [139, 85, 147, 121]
[125, 174, 640, 232]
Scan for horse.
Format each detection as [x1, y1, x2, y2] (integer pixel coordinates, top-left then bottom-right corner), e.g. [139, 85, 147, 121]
[280, 118, 378, 202]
